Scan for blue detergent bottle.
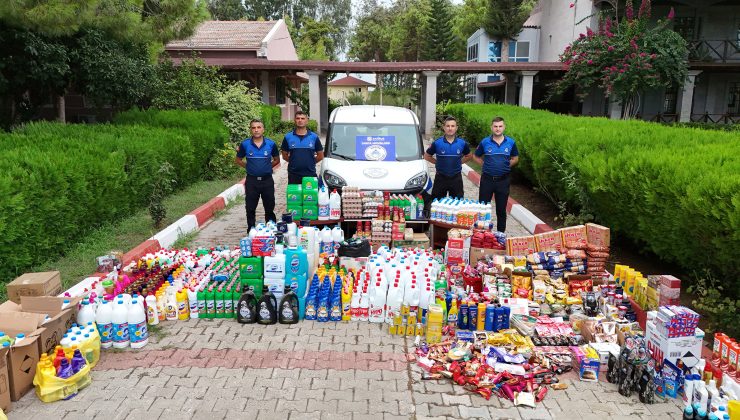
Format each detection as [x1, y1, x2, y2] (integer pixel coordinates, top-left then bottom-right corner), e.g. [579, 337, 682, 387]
[317, 275, 331, 322]
[329, 275, 342, 321]
[304, 274, 321, 320]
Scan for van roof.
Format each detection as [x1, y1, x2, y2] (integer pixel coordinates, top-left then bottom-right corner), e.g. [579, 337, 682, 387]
[331, 105, 418, 125]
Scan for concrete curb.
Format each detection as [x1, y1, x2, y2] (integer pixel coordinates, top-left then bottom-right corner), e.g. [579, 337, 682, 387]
[62, 178, 247, 296]
[461, 163, 553, 235]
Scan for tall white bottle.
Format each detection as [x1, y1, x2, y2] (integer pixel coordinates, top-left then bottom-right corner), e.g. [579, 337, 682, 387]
[77, 300, 96, 326]
[127, 299, 149, 349]
[145, 294, 159, 325]
[385, 280, 404, 324]
[318, 187, 330, 220]
[329, 190, 342, 220]
[111, 300, 130, 349]
[187, 287, 199, 319]
[368, 279, 386, 323]
[96, 300, 114, 349]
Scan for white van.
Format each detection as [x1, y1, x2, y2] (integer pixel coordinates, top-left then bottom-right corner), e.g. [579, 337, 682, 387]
[320, 105, 429, 193]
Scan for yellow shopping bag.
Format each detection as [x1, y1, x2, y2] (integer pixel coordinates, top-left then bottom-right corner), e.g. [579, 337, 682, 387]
[33, 362, 92, 403]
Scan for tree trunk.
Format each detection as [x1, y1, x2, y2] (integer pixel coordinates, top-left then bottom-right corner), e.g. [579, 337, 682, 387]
[501, 39, 510, 63]
[622, 92, 641, 120]
[56, 94, 66, 123]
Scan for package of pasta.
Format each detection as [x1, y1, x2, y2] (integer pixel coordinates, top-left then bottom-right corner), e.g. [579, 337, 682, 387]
[566, 249, 587, 259]
[588, 251, 610, 259]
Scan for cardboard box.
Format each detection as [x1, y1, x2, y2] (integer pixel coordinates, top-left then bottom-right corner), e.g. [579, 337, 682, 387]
[645, 320, 702, 368]
[585, 223, 610, 247]
[590, 342, 621, 372]
[560, 225, 588, 246]
[468, 246, 506, 262]
[6, 271, 62, 304]
[0, 313, 41, 401]
[0, 347, 10, 412]
[392, 233, 430, 249]
[506, 236, 537, 256]
[570, 347, 600, 382]
[19, 296, 81, 355]
[534, 231, 563, 252]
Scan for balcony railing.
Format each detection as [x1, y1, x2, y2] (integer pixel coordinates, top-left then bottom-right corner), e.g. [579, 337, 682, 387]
[688, 39, 740, 63]
[628, 113, 739, 124]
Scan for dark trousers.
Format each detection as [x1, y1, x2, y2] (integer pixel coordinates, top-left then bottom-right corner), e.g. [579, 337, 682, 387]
[478, 173, 510, 233]
[431, 172, 464, 200]
[245, 175, 276, 230]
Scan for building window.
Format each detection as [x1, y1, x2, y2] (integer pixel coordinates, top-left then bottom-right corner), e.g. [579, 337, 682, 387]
[728, 82, 740, 115]
[465, 77, 476, 102]
[673, 17, 701, 41]
[467, 44, 478, 62]
[509, 41, 530, 62]
[663, 87, 678, 114]
[488, 41, 502, 62]
[487, 75, 501, 82]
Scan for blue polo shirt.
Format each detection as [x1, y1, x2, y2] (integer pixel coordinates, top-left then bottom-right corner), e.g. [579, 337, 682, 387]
[281, 130, 323, 177]
[236, 137, 279, 177]
[426, 137, 470, 177]
[474, 136, 519, 177]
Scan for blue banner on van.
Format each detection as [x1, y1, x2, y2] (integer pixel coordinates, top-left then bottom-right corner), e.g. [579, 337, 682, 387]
[355, 136, 395, 161]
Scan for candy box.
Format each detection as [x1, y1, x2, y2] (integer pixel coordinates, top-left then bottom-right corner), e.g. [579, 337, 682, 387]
[585, 223, 610, 247]
[560, 225, 588, 247]
[534, 231, 563, 252]
[570, 346, 600, 382]
[506, 236, 536, 256]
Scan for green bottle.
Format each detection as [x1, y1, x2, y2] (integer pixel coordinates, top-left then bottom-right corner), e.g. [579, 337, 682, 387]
[224, 286, 233, 318]
[215, 286, 225, 318]
[205, 285, 215, 319]
[197, 286, 206, 318]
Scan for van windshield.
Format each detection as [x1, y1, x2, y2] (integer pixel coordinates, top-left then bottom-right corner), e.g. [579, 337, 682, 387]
[328, 123, 421, 162]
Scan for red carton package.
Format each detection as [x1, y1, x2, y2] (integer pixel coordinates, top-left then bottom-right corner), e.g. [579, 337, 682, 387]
[560, 225, 588, 247]
[506, 236, 536, 256]
[447, 238, 465, 250]
[585, 223, 610, 247]
[535, 231, 563, 252]
[659, 275, 681, 289]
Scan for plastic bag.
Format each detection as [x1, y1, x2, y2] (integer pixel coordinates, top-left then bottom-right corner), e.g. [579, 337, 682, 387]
[338, 238, 371, 257]
[34, 363, 92, 403]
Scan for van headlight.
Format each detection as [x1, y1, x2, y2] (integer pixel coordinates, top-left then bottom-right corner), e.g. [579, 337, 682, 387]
[323, 170, 347, 188]
[405, 172, 428, 189]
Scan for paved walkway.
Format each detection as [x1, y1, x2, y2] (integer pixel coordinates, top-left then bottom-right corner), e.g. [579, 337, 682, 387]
[11, 153, 682, 419]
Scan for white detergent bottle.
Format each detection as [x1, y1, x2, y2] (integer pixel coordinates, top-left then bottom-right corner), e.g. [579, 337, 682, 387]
[369, 280, 386, 323]
[264, 246, 286, 279]
[405, 280, 420, 314]
[359, 286, 369, 321]
[694, 379, 709, 413]
[111, 300, 130, 349]
[329, 190, 342, 220]
[318, 187, 330, 220]
[127, 299, 148, 349]
[320, 227, 333, 255]
[145, 294, 159, 325]
[707, 379, 720, 412]
[165, 287, 178, 321]
[385, 281, 404, 324]
[77, 300, 96, 326]
[96, 300, 114, 349]
[331, 226, 344, 253]
[187, 287, 199, 319]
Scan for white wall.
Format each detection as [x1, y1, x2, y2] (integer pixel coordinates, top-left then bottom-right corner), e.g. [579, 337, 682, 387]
[536, 1, 597, 62]
[264, 21, 299, 61]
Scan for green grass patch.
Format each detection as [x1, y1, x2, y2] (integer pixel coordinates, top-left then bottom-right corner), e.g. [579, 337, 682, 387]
[0, 175, 242, 303]
[466, 160, 482, 174]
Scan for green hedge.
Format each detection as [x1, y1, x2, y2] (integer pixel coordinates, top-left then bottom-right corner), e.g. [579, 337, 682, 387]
[446, 103, 740, 285]
[0, 110, 228, 283]
[260, 105, 282, 134]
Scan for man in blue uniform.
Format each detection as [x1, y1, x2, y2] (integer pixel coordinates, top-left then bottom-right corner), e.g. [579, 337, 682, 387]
[280, 111, 324, 185]
[473, 116, 519, 233]
[235, 119, 280, 230]
[424, 116, 472, 200]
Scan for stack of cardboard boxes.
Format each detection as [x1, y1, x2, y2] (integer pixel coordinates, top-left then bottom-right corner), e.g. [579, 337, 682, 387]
[0, 271, 79, 412]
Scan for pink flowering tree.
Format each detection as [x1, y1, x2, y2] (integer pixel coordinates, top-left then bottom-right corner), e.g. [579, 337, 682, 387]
[550, 0, 688, 118]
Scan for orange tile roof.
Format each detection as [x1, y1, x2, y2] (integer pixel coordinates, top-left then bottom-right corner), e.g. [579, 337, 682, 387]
[328, 75, 376, 87]
[166, 20, 278, 50]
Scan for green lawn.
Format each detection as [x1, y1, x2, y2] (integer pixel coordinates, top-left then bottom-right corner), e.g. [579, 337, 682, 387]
[466, 160, 481, 174]
[0, 175, 243, 302]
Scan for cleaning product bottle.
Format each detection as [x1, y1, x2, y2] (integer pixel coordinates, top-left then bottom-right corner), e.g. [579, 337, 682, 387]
[305, 274, 321, 320]
[96, 300, 114, 349]
[329, 275, 343, 321]
[215, 285, 225, 318]
[53, 347, 66, 369]
[320, 227, 333, 255]
[256, 290, 278, 325]
[683, 406, 694, 420]
[458, 300, 469, 330]
[468, 301, 478, 331]
[57, 358, 74, 379]
[369, 278, 387, 323]
[278, 287, 299, 324]
[145, 294, 159, 325]
[359, 285, 369, 321]
[485, 304, 495, 331]
[197, 285, 207, 319]
[341, 272, 353, 321]
[156, 290, 166, 322]
[476, 302, 487, 331]
[236, 290, 258, 324]
[111, 300, 130, 349]
[187, 286, 199, 319]
[232, 283, 241, 320]
[318, 186, 330, 221]
[128, 299, 148, 349]
[165, 286, 178, 321]
[447, 299, 459, 328]
[70, 348, 87, 374]
[331, 225, 344, 254]
[350, 280, 361, 321]
[224, 286, 234, 319]
[329, 190, 342, 220]
[695, 379, 709, 414]
[385, 280, 403, 324]
[205, 285, 215, 319]
[317, 276, 331, 322]
[77, 301, 96, 325]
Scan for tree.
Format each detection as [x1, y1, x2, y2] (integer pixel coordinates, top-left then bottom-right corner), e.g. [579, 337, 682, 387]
[348, 0, 392, 62]
[483, 0, 536, 62]
[0, 0, 208, 123]
[422, 0, 465, 102]
[244, 0, 288, 20]
[549, 1, 688, 119]
[151, 57, 225, 110]
[453, 0, 487, 41]
[294, 18, 337, 60]
[207, 0, 247, 20]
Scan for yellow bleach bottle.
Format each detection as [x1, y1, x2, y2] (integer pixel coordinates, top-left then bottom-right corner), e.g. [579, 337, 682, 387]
[176, 286, 189, 320]
[426, 303, 443, 344]
[341, 273, 353, 321]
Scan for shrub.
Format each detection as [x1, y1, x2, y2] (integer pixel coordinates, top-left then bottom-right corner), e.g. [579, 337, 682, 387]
[214, 81, 264, 142]
[151, 57, 225, 110]
[260, 105, 282, 134]
[445, 103, 740, 289]
[0, 110, 230, 283]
